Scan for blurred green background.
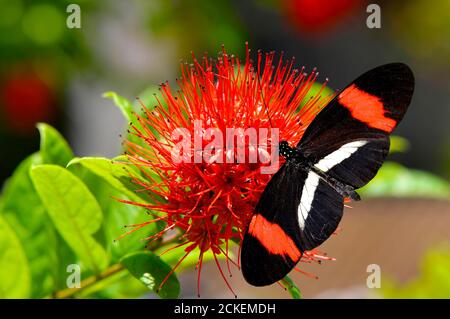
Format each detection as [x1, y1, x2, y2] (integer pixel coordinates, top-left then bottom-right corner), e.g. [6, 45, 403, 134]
[0, 0, 449, 298]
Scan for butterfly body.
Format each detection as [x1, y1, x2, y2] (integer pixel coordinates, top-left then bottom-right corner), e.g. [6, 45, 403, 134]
[241, 63, 415, 287]
[281, 140, 361, 200]
[279, 140, 308, 167]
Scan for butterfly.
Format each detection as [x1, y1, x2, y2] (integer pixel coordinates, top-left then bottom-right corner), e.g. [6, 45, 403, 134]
[241, 63, 415, 286]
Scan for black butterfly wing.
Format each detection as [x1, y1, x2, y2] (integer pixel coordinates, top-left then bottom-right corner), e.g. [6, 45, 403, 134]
[241, 63, 414, 287]
[241, 162, 343, 286]
[298, 63, 414, 188]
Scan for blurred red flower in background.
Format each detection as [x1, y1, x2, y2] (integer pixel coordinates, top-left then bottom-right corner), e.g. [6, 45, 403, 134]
[0, 72, 55, 134]
[122, 44, 334, 296]
[282, 0, 360, 34]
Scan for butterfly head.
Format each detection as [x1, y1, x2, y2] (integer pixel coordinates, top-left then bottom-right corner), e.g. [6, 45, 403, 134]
[279, 140, 295, 159]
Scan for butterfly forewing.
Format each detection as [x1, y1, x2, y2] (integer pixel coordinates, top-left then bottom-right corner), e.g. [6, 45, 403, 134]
[299, 63, 414, 188]
[313, 137, 390, 188]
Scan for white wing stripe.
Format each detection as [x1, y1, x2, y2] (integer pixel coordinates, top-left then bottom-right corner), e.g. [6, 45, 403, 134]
[315, 140, 368, 172]
[297, 171, 320, 230]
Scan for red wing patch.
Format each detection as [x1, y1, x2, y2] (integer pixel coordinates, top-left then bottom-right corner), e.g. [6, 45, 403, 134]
[338, 84, 396, 133]
[248, 213, 301, 261]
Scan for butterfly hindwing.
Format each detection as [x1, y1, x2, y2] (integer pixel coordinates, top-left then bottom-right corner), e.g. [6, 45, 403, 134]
[241, 164, 303, 286]
[241, 163, 343, 286]
[298, 170, 344, 250]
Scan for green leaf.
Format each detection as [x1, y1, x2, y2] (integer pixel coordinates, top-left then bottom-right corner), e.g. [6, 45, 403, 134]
[103, 91, 134, 122]
[1, 153, 58, 296]
[104, 202, 154, 262]
[67, 160, 162, 262]
[281, 276, 302, 299]
[37, 123, 74, 166]
[104, 90, 161, 148]
[0, 153, 75, 297]
[0, 216, 31, 298]
[390, 135, 410, 153]
[98, 185, 155, 262]
[121, 251, 180, 299]
[67, 156, 149, 203]
[30, 165, 108, 273]
[157, 243, 231, 274]
[132, 85, 159, 108]
[360, 162, 450, 199]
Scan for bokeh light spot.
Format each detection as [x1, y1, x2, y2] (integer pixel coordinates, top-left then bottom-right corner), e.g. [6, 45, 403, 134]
[22, 4, 64, 45]
[0, 0, 24, 28]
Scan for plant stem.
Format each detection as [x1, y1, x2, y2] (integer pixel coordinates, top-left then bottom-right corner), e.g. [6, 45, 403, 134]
[50, 237, 182, 299]
[52, 263, 125, 299]
[282, 276, 302, 299]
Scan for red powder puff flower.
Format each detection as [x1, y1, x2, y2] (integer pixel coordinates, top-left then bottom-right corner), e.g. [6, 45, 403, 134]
[121, 43, 335, 297]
